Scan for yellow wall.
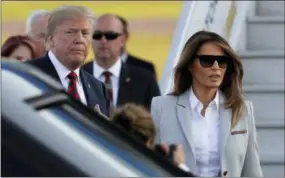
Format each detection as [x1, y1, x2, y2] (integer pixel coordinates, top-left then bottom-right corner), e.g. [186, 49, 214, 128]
[1, 1, 183, 79]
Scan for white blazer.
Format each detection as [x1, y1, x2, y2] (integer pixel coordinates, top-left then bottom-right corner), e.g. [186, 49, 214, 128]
[151, 90, 263, 177]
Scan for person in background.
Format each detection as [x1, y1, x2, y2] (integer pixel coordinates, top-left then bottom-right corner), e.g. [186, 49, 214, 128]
[26, 9, 50, 56]
[1, 35, 41, 61]
[151, 30, 263, 177]
[111, 103, 192, 175]
[115, 15, 157, 79]
[83, 14, 160, 111]
[27, 5, 109, 116]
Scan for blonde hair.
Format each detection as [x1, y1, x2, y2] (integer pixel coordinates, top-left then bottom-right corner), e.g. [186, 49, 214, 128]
[171, 31, 246, 128]
[46, 5, 95, 43]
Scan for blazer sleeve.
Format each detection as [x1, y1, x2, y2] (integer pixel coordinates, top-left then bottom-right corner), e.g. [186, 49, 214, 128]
[150, 97, 161, 144]
[241, 101, 263, 177]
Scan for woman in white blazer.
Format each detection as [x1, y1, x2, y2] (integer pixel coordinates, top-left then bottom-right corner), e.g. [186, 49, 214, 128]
[151, 31, 263, 177]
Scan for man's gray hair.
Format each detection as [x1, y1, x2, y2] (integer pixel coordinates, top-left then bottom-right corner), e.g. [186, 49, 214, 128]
[46, 5, 95, 43]
[26, 9, 50, 35]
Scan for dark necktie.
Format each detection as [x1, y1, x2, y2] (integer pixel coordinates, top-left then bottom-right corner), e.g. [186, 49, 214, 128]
[102, 71, 113, 104]
[67, 72, 80, 100]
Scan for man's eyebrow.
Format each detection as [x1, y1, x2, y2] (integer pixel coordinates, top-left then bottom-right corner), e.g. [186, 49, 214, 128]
[67, 28, 91, 31]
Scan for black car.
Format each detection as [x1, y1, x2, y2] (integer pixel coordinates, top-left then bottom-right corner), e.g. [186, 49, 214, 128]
[1, 59, 194, 177]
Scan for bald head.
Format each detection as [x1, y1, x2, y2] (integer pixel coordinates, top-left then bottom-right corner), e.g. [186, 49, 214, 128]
[92, 14, 126, 69]
[95, 14, 124, 33]
[26, 10, 50, 55]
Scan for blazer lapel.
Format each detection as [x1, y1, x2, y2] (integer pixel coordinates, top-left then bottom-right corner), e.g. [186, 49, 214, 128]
[219, 94, 232, 172]
[79, 70, 93, 107]
[176, 91, 196, 164]
[82, 61, 94, 75]
[41, 55, 61, 82]
[117, 63, 131, 106]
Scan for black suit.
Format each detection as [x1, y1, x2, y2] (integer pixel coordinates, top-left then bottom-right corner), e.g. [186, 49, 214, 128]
[125, 53, 156, 79]
[82, 61, 160, 110]
[27, 54, 109, 116]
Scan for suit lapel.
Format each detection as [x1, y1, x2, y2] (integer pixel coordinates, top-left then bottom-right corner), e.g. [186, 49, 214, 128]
[82, 61, 93, 75]
[117, 63, 132, 106]
[219, 94, 232, 171]
[176, 91, 196, 162]
[79, 70, 93, 107]
[41, 55, 61, 82]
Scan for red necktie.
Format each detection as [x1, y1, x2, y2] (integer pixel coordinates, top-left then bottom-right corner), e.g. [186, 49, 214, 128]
[102, 71, 113, 104]
[67, 72, 80, 100]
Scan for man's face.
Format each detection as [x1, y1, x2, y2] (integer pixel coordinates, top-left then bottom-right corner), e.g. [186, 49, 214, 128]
[92, 15, 125, 61]
[50, 18, 92, 70]
[30, 14, 49, 48]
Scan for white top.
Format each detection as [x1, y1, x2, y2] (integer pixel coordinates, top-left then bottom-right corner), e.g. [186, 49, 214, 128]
[188, 87, 221, 177]
[48, 50, 87, 105]
[93, 58, 122, 106]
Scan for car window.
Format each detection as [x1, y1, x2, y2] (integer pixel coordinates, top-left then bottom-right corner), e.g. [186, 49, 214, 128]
[2, 69, 44, 98]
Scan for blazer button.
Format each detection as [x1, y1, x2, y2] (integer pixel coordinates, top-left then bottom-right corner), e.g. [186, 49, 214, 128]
[223, 170, 228, 176]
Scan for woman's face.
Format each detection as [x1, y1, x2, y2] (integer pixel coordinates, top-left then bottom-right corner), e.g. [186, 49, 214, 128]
[189, 42, 229, 89]
[9, 45, 32, 62]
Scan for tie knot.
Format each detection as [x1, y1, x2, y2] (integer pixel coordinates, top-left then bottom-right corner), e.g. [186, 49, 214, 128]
[67, 71, 77, 80]
[102, 71, 112, 78]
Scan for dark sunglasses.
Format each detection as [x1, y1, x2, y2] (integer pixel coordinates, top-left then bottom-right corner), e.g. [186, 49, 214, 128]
[196, 55, 231, 68]
[93, 31, 122, 41]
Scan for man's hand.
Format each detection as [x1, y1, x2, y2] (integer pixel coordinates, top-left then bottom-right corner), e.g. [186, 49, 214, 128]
[94, 104, 101, 113]
[94, 104, 109, 120]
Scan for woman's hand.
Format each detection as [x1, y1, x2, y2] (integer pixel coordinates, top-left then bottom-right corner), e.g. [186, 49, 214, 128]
[173, 144, 185, 165]
[160, 144, 185, 165]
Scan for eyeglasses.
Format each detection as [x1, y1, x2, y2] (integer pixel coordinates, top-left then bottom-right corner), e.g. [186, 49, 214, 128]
[92, 31, 122, 41]
[196, 55, 230, 68]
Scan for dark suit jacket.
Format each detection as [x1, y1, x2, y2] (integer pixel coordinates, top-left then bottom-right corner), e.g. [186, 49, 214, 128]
[82, 61, 161, 110]
[126, 53, 156, 79]
[27, 55, 109, 116]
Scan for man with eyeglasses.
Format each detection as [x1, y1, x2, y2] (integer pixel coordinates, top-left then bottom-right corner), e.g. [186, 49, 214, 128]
[83, 14, 160, 111]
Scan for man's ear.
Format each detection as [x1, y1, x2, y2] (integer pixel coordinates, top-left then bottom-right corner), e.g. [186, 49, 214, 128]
[121, 35, 127, 46]
[48, 35, 55, 47]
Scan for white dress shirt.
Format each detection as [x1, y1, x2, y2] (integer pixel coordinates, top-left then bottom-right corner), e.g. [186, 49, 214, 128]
[48, 50, 87, 105]
[93, 58, 121, 106]
[189, 87, 221, 177]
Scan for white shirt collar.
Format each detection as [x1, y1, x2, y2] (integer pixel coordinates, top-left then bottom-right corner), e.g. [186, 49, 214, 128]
[48, 50, 80, 81]
[120, 51, 128, 62]
[93, 58, 122, 79]
[189, 87, 219, 110]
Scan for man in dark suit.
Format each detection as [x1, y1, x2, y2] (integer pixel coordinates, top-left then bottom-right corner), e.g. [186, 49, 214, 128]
[115, 15, 157, 79]
[27, 5, 109, 116]
[83, 14, 160, 110]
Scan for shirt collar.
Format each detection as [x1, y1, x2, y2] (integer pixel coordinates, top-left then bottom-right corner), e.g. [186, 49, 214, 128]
[189, 87, 219, 110]
[93, 58, 122, 79]
[48, 50, 80, 81]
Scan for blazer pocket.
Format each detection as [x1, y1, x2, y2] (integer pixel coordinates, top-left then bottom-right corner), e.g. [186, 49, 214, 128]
[231, 129, 247, 135]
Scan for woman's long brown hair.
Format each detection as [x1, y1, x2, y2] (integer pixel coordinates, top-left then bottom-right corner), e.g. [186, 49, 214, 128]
[170, 31, 246, 128]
